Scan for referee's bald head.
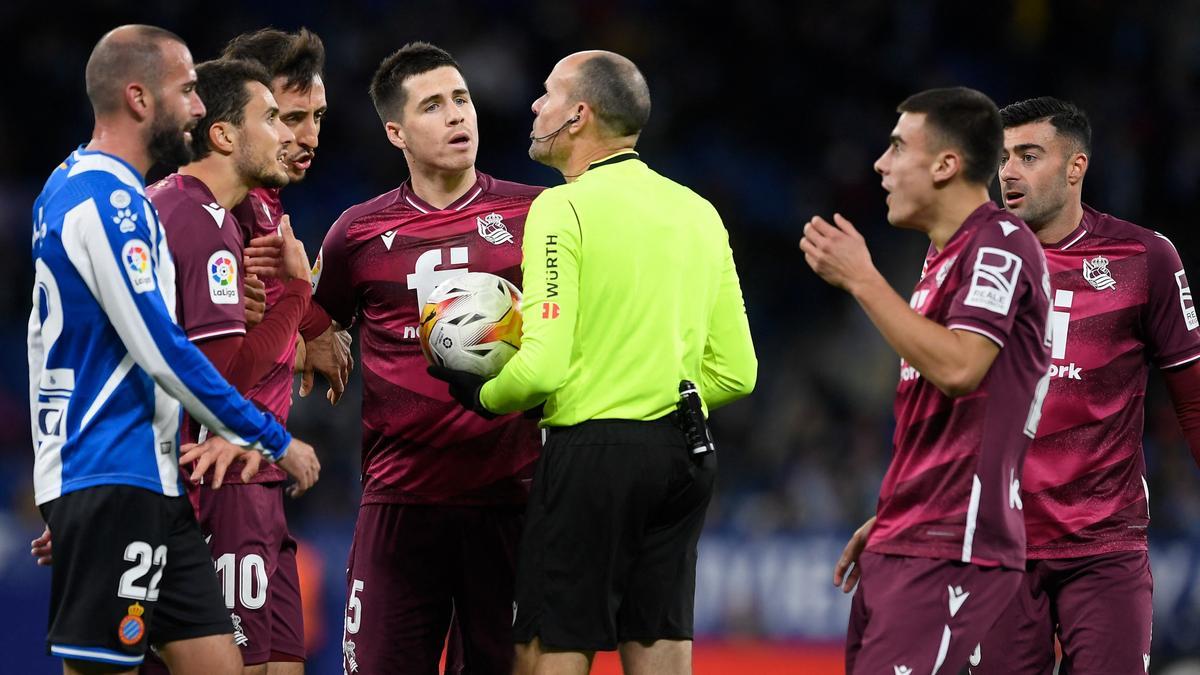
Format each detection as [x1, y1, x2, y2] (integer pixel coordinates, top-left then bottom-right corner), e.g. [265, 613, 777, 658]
[566, 50, 651, 139]
[86, 25, 187, 116]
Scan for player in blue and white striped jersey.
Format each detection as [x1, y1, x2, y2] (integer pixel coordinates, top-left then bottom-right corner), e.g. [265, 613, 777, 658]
[29, 25, 318, 675]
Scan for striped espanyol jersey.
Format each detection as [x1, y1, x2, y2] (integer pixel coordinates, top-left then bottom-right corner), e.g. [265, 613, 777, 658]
[28, 147, 291, 505]
[865, 202, 1051, 571]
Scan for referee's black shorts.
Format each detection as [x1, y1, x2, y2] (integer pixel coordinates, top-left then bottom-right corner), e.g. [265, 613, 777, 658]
[512, 417, 716, 651]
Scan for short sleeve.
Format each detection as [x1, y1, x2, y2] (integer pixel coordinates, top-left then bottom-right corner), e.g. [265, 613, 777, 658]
[945, 223, 1045, 348]
[1142, 234, 1200, 369]
[154, 198, 245, 342]
[311, 215, 357, 328]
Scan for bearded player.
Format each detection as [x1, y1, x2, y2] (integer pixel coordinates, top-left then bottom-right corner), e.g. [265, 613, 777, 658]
[306, 42, 542, 674]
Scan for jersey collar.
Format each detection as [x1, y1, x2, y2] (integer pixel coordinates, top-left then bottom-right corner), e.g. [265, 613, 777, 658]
[400, 172, 490, 214]
[587, 150, 640, 171]
[1043, 205, 1097, 251]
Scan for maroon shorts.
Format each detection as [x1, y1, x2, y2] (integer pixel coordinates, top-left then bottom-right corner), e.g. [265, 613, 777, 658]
[141, 482, 304, 672]
[341, 503, 523, 675]
[845, 551, 1022, 675]
[971, 549, 1153, 675]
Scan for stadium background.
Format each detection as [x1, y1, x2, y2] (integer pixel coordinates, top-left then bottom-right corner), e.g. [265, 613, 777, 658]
[2, 1, 1200, 672]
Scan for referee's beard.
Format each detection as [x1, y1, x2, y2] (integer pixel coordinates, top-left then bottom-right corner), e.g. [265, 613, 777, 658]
[528, 134, 566, 170]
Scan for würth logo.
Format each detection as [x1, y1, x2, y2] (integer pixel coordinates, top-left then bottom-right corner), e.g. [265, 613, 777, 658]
[545, 235, 559, 298]
[542, 302, 560, 319]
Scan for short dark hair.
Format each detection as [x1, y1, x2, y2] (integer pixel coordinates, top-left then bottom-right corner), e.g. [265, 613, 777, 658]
[190, 59, 273, 160]
[369, 42, 461, 123]
[573, 54, 651, 137]
[221, 27, 325, 94]
[898, 87, 1003, 185]
[86, 25, 186, 115]
[999, 96, 1092, 155]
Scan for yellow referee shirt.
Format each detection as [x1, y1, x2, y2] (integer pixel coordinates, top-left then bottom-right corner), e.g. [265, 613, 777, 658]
[479, 151, 757, 426]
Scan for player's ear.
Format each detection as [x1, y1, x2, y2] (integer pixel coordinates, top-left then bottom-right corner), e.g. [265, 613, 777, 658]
[208, 121, 236, 155]
[1067, 152, 1088, 186]
[384, 120, 407, 151]
[931, 150, 961, 185]
[125, 82, 150, 121]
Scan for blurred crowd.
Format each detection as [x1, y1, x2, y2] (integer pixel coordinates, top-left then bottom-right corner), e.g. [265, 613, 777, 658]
[3, 0, 1200, 624]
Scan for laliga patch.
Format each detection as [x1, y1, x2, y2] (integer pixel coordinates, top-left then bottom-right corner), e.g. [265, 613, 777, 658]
[207, 250, 239, 305]
[121, 239, 156, 294]
[109, 189, 131, 209]
[310, 248, 323, 293]
[963, 246, 1022, 316]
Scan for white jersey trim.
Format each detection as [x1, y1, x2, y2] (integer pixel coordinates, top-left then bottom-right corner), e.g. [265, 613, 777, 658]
[79, 354, 134, 431]
[1161, 351, 1200, 370]
[947, 323, 1006, 348]
[1058, 229, 1088, 251]
[187, 326, 247, 342]
[961, 474, 982, 562]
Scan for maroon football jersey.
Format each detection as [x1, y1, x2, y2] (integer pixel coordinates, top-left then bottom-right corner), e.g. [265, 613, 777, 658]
[1022, 205, 1200, 558]
[231, 187, 297, 426]
[312, 172, 543, 505]
[150, 175, 285, 484]
[150, 174, 246, 342]
[866, 202, 1051, 570]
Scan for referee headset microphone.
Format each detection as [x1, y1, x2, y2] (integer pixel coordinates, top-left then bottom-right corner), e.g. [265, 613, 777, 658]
[530, 113, 581, 142]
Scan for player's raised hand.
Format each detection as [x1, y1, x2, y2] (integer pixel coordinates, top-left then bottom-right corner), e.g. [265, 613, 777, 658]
[276, 437, 320, 497]
[30, 525, 52, 566]
[301, 324, 353, 404]
[244, 274, 267, 327]
[800, 213, 879, 293]
[833, 515, 875, 593]
[179, 437, 264, 489]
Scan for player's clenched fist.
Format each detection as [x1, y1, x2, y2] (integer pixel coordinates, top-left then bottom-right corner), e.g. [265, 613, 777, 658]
[799, 213, 879, 293]
[276, 437, 320, 497]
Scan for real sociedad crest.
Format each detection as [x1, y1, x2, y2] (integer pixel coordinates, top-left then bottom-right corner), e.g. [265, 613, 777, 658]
[477, 212, 514, 245]
[1083, 255, 1116, 291]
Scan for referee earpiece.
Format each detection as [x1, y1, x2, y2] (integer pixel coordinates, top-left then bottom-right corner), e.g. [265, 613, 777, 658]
[530, 113, 582, 143]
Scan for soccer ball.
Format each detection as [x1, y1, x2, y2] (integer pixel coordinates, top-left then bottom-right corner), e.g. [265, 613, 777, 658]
[419, 272, 523, 377]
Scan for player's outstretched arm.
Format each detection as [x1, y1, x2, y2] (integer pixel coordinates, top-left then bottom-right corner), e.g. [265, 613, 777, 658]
[80, 190, 290, 458]
[800, 214, 1000, 397]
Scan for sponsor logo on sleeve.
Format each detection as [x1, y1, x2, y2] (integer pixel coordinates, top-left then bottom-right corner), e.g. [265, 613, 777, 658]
[963, 247, 1022, 316]
[477, 212, 514, 245]
[112, 205, 139, 233]
[1083, 255, 1117, 291]
[545, 234, 559, 298]
[207, 250, 239, 305]
[1175, 270, 1199, 330]
[122, 239, 156, 294]
[542, 302, 561, 319]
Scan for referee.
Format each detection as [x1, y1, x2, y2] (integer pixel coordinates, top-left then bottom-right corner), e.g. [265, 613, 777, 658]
[431, 50, 756, 675]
